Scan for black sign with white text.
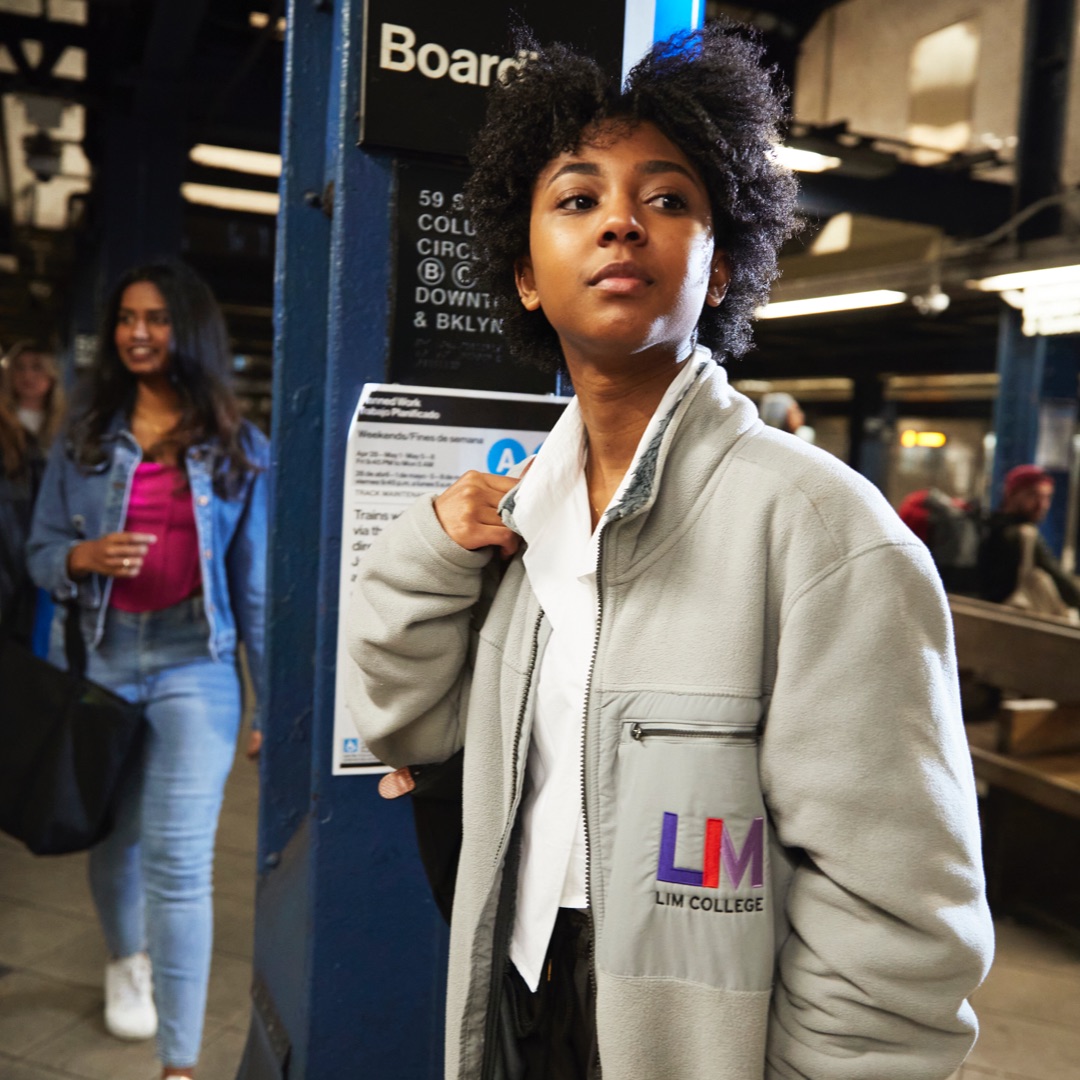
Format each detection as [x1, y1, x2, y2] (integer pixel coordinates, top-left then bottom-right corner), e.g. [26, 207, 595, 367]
[389, 159, 552, 392]
[361, 0, 625, 158]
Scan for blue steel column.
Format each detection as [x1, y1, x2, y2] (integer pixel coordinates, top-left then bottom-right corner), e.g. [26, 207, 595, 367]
[990, 316, 1080, 555]
[245, 0, 447, 1076]
[244, 0, 333, 1075]
[989, 0, 1079, 555]
[990, 309, 1044, 499]
[305, 0, 449, 1074]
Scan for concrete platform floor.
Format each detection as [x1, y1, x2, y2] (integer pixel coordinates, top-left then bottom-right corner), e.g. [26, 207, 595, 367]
[1, 735, 1079, 1079]
[0, 736, 258, 1080]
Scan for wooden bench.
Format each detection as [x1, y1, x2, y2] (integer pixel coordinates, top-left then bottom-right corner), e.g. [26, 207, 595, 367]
[949, 596, 1080, 929]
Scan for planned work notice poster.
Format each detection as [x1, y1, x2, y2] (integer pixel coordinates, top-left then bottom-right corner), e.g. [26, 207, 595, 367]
[333, 383, 568, 773]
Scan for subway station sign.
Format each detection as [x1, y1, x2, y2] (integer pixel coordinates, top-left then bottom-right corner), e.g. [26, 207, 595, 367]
[364, 0, 701, 387]
[389, 159, 553, 392]
[361, 0, 625, 158]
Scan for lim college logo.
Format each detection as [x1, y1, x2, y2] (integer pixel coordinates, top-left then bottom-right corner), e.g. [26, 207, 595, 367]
[655, 812, 766, 913]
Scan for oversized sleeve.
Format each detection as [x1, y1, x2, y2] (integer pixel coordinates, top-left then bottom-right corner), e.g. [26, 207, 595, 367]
[762, 539, 994, 1080]
[344, 492, 493, 768]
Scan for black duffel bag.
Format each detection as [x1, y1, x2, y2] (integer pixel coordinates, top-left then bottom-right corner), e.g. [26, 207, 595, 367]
[0, 601, 145, 855]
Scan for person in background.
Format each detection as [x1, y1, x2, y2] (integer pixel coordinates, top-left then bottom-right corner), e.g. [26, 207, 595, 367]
[2, 341, 66, 652]
[979, 464, 1080, 611]
[0, 400, 43, 641]
[346, 26, 991, 1080]
[898, 487, 982, 595]
[1, 340, 66, 450]
[28, 260, 268, 1080]
[758, 390, 804, 434]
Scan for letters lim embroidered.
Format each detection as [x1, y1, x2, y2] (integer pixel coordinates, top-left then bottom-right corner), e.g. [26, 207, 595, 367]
[657, 812, 765, 890]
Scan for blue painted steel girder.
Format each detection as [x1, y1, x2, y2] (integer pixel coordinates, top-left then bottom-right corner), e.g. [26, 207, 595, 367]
[990, 0, 1079, 556]
[246, 1, 447, 1076]
[1014, 0, 1077, 239]
[991, 310, 1080, 556]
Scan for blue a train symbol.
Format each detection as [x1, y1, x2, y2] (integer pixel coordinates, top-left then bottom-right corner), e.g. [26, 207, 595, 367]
[487, 438, 527, 475]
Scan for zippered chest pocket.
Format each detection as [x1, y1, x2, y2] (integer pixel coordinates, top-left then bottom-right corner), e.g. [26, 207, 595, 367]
[627, 720, 758, 745]
[598, 709, 774, 992]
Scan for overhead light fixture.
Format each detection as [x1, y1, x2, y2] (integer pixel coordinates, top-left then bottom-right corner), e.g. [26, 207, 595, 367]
[757, 290, 908, 319]
[769, 145, 841, 173]
[969, 264, 1080, 336]
[968, 264, 1080, 291]
[249, 11, 287, 33]
[911, 284, 951, 315]
[901, 430, 947, 449]
[189, 143, 281, 177]
[181, 183, 279, 215]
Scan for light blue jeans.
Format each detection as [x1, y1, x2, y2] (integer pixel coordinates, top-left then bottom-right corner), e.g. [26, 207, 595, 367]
[54, 596, 241, 1068]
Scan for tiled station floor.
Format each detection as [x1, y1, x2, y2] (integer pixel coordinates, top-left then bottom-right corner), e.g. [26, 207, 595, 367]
[0, 733, 258, 1080]
[2, 737, 1079, 1080]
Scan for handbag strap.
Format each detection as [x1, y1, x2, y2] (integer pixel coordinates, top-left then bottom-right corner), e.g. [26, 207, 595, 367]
[63, 599, 88, 679]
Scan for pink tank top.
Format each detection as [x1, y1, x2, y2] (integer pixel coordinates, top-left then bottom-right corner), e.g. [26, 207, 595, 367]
[110, 463, 203, 613]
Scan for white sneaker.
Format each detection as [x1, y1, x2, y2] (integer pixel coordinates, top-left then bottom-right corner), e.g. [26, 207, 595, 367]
[104, 952, 157, 1040]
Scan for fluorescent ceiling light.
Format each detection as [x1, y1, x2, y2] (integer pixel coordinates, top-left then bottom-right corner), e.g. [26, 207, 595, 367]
[249, 11, 286, 32]
[770, 145, 841, 173]
[181, 183, 279, 215]
[189, 144, 281, 177]
[969, 264, 1080, 291]
[758, 290, 908, 319]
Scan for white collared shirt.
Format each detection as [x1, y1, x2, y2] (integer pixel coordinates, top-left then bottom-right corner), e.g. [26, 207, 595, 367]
[508, 350, 707, 991]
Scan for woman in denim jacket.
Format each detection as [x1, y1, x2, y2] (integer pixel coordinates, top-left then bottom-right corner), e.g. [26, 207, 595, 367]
[28, 260, 268, 1080]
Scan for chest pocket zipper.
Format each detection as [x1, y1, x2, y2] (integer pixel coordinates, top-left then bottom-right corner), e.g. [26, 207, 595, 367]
[629, 722, 758, 744]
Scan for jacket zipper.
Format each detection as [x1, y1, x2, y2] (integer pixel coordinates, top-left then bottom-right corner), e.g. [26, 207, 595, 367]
[491, 608, 544, 869]
[630, 723, 757, 743]
[480, 607, 544, 1080]
[579, 526, 606, 1078]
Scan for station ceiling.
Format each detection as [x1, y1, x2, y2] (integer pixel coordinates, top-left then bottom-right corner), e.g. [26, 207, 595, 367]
[0, 0, 283, 355]
[0, 0, 1037, 385]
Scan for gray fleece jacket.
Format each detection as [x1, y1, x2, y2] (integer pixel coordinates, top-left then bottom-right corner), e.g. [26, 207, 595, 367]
[345, 359, 993, 1080]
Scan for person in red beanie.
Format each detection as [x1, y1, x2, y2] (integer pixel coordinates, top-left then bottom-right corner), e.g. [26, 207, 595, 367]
[978, 464, 1080, 611]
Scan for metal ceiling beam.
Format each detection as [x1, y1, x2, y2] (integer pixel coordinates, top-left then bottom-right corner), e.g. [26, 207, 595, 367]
[184, 162, 280, 193]
[797, 165, 1014, 238]
[0, 12, 88, 51]
[0, 12, 90, 101]
[0, 72, 94, 104]
[1014, 0, 1077, 239]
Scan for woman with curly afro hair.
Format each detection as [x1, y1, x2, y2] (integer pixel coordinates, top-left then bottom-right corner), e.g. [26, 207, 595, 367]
[347, 24, 992, 1080]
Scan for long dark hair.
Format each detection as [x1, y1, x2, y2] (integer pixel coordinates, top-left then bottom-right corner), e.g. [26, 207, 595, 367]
[72, 260, 256, 496]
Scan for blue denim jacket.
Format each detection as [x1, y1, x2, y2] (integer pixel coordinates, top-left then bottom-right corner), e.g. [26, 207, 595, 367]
[27, 416, 269, 722]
